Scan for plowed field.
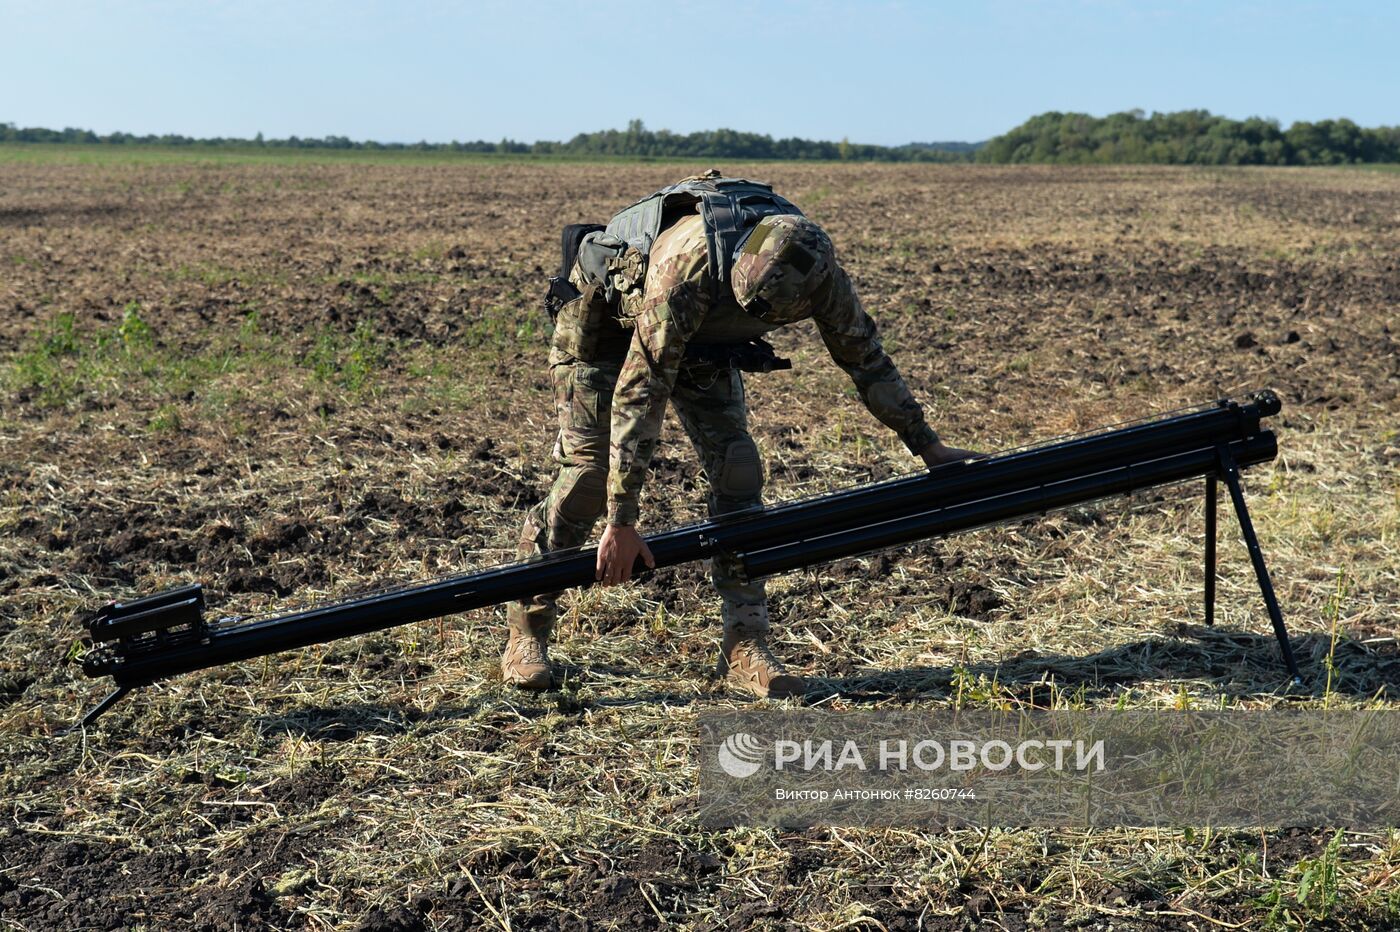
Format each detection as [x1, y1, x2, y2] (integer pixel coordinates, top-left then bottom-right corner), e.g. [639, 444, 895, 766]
[2, 152, 1398, 930]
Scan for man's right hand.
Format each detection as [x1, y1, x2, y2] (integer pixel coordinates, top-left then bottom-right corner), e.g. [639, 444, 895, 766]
[596, 523, 656, 586]
[920, 440, 986, 469]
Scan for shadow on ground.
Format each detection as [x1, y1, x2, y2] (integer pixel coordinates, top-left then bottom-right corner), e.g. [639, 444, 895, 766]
[811, 625, 1400, 703]
[254, 625, 1400, 735]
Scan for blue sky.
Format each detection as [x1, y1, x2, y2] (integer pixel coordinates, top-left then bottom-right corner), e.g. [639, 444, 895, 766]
[3, 0, 1396, 145]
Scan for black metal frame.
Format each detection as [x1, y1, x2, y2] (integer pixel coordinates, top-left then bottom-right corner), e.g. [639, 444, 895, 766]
[1204, 443, 1304, 684]
[72, 390, 1304, 728]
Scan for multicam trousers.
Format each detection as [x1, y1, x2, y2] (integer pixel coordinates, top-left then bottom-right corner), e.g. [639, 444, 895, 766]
[513, 348, 767, 631]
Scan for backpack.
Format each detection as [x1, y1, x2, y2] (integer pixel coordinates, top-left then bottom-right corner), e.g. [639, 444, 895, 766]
[538, 174, 801, 372]
[603, 171, 803, 294]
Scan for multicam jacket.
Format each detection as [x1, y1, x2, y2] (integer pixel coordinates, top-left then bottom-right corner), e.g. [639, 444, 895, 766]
[604, 211, 938, 526]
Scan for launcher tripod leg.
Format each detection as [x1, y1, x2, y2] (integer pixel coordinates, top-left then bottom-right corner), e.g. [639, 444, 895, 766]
[63, 685, 136, 735]
[1204, 473, 1217, 627]
[1214, 444, 1304, 686]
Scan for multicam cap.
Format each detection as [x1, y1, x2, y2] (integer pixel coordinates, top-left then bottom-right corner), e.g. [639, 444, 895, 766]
[730, 215, 836, 324]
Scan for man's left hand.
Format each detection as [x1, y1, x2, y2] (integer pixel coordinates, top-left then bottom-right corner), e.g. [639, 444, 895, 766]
[920, 440, 985, 469]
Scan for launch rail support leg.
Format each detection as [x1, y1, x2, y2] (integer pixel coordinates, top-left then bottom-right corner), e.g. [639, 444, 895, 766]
[65, 684, 137, 734]
[1214, 443, 1304, 687]
[1204, 473, 1217, 626]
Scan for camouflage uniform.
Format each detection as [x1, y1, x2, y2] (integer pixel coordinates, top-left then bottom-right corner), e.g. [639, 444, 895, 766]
[513, 200, 938, 634]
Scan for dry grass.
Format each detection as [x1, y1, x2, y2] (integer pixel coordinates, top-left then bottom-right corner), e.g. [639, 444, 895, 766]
[1, 156, 1398, 929]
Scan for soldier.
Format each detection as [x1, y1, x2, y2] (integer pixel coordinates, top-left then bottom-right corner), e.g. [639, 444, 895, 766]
[504, 171, 976, 698]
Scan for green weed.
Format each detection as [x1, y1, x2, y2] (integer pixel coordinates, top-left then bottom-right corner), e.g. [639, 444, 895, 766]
[1321, 567, 1352, 703]
[409, 242, 447, 263]
[305, 319, 387, 392]
[6, 302, 283, 409]
[148, 404, 182, 432]
[171, 262, 289, 288]
[1294, 829, 1346, 920]
[118, 302, 154, 351]
[8, 312, 88, 405]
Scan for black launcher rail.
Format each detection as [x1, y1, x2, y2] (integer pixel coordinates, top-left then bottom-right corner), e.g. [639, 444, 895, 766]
[74, 390, 1299, 728]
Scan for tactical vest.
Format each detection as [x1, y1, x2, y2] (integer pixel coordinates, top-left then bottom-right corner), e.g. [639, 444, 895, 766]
[554, 173, 803, 373]
[576, 173, 803, 298]
[607, 173, 803, 286]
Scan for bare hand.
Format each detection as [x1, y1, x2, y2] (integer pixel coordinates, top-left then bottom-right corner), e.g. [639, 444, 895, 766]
[596, 524, 656, 586]
[920, 440, 986, 469]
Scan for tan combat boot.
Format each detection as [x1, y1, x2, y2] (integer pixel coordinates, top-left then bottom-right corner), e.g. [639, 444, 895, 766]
[717, 605, 806, 699]
[501, 603, 554, 690]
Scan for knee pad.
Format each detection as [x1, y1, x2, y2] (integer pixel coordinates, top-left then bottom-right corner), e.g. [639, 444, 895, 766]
[559, 427, 609, 466]
[716, 438, 763, 500]
[556, 465, 608, 523]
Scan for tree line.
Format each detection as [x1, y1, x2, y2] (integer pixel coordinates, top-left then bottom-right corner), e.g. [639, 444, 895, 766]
[976, 110, 1400, 165]
[4, 112, 1398, 165]
[0, 119, 974, 162]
